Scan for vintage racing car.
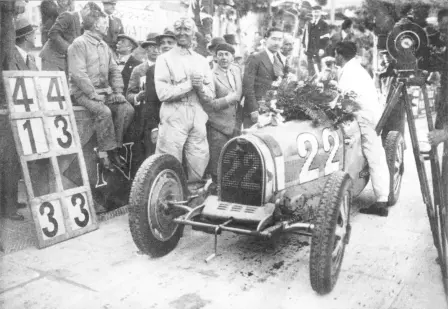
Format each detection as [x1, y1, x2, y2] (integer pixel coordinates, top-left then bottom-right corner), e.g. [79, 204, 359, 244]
[128, 118, 404, 295]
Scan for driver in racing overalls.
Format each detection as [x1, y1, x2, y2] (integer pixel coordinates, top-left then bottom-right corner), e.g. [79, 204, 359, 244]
[335, 41, 391, 217]
[154, 18, 215, 183]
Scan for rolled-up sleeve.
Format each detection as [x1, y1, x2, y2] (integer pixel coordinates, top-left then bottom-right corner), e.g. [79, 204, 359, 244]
[155, 56, 193, 103]
[68, 42, 96, 97]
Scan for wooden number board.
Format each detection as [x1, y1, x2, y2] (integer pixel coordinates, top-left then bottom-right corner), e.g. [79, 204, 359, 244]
[2, 71, 98, 248]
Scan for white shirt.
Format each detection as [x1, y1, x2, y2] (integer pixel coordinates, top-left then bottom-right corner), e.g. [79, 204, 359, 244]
[265, 48, 282, 65]
[16, 45, 28, 62]
[338, 58, 382, 124]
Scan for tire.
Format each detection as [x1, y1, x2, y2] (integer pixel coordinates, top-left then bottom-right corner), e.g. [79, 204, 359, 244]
[385, 131, 404, 206]
[128, 154, 187, 257]
[310, 171, 352, 295]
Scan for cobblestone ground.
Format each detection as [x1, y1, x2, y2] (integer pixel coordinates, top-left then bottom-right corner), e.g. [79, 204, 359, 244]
[0, 117, 447, 309]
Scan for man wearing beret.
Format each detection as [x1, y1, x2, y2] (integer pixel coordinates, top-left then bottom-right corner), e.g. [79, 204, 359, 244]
[126, 30, 176, 160]
[102, 0, 124, 53]
[68, 2, 134, 174]
[116, 34, 141, 94]
[39, 2, 83, 74]
[155, 17, 215, 184]
[204, 42, 242, 186]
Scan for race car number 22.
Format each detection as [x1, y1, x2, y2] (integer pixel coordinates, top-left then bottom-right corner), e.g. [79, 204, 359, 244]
[297, 128, 340, 183]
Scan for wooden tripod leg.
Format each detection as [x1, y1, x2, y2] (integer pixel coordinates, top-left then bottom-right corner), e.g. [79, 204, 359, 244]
[376, 81, 404, 135]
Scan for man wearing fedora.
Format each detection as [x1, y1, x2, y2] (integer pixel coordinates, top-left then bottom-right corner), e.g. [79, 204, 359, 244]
[39, 3, 84, 74]
[126, 30, 176, 159]
[102, 0, 124, 54]
[204, 42, 242, 186]
[9, 17, 38, 71]
[0, 17, 38, 221]
[68, 2, 134, 175]
[207, 37, 226, 70]
[116, 34, 141, 94]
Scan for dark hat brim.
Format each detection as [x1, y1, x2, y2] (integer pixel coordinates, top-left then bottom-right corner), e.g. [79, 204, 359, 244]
[117, 34, 139, 49]
[156, 33, 176, 42]
[141, 40, 158, 48]
[16, 25, 37, 38]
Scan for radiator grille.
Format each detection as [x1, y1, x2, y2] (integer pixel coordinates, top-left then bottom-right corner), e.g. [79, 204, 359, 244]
[219, 139, 263, 206]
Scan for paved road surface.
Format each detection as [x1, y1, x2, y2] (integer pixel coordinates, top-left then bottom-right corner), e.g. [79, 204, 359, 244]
[1, 117, 447, 309]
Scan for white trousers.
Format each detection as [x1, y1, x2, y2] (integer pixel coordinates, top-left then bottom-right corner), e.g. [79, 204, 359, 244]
[156, 101, 210, 182]
[358, 116, 390, 202]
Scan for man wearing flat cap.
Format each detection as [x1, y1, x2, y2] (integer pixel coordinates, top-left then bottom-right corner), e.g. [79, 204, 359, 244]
[39, 2, 84, 75]
[68, 2, 134, 177]
[116, 34, 141, 94]
[0, 17, 38, 222]
[126, 30, 176, 160]
[102, 0, 124, 54]
[204, 42, 242, 186]
[155, 17, 215, 184]
[302, 5, 330, 76]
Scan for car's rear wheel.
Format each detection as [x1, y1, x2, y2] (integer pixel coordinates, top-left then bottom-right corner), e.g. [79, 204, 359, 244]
[128, 154, 186, 257]
[310, 171, 352, 295]
[385, 131, 404, 206]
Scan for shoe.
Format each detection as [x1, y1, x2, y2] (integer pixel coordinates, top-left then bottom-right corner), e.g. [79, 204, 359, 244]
[100, 156, 116, 172]
[6, 212, 25, 221]
[359, 202, 389, 217]
[108, 149, 126, 170]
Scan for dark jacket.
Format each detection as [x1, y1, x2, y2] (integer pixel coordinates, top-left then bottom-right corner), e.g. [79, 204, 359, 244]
[39, 11, 83, 70]
[205, 65, 243, 136]
[243, 50, 285, 115]
[302, 18, 330, 56]
[104, 15, 124, 51]
[121, 55, 141, 95]
[40, 0, 67, 45]
[9, 47, 39, 71]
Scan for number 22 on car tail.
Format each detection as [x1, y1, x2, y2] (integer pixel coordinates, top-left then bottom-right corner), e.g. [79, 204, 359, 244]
[295, 127, 342, 185]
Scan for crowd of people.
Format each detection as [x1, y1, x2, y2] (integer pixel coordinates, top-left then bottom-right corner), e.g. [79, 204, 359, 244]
[1, 0, 448, 220]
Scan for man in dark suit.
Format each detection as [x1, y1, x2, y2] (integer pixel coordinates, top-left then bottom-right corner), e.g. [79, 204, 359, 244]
[116, 34, 141, 94]
[204, 43, 242, 184]
[40, 0, 71, 45]
[102, 0, 124, 54]
[1, 18, 39, 221]
[326, 18, 354, 57]
[302, 5, 330, 76]
[243, 27, 286, 128]
[39, 7, 83, 74]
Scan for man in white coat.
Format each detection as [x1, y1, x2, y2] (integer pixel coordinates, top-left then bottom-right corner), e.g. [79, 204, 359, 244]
[335, 41, 390, 216]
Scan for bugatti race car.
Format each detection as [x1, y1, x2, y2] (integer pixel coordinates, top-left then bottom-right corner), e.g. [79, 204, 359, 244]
[128, 119, 404, 295]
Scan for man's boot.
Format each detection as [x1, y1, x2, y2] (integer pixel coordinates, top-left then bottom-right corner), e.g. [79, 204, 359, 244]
[108, 149, 126, 170]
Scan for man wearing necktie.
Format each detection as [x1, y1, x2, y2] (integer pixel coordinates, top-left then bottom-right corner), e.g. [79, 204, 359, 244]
[302, 5, 330, 76]
[1, 17, 39, 221]
[115, 34, 141, 94]
[243, 27, 285, 128]
[204, 43, 242, 186]
[102, 0, 124, 54]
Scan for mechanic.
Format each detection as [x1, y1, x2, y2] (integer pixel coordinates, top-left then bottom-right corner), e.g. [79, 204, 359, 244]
[154, 17, 215, 184]
[67, 2, 134, 173]
[204, 42, 242, 187]
[335, 41, 390, 217]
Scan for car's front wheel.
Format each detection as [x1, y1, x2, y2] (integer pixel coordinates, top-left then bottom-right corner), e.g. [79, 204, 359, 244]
[128, 154, 187, 257]
[310, 171, 352, 295]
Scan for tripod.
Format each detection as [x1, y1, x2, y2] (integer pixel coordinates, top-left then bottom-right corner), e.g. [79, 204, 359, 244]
[376, 70, 448, 292]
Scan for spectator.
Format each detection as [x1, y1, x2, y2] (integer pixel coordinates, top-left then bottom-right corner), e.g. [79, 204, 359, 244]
[327, 18, 354, 56]
[67, 2, 134, 182]
[102, 0, 124, 54]
[39, 3, 83, 74]
[154, 17, 214, 184]
[126, 30, 176, 158]
[40, 0, 71, 45]
[204, 43, 242, 186]
[243, 27, 285, 128]
[1, 17, 39, 221]
[302, 5, 330, 76]
[207, 37, 226, 69]
[116, 34, 141, 94]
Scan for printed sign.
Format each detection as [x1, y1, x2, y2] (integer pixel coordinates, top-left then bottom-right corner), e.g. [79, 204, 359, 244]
[3, 71, 98, 249]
